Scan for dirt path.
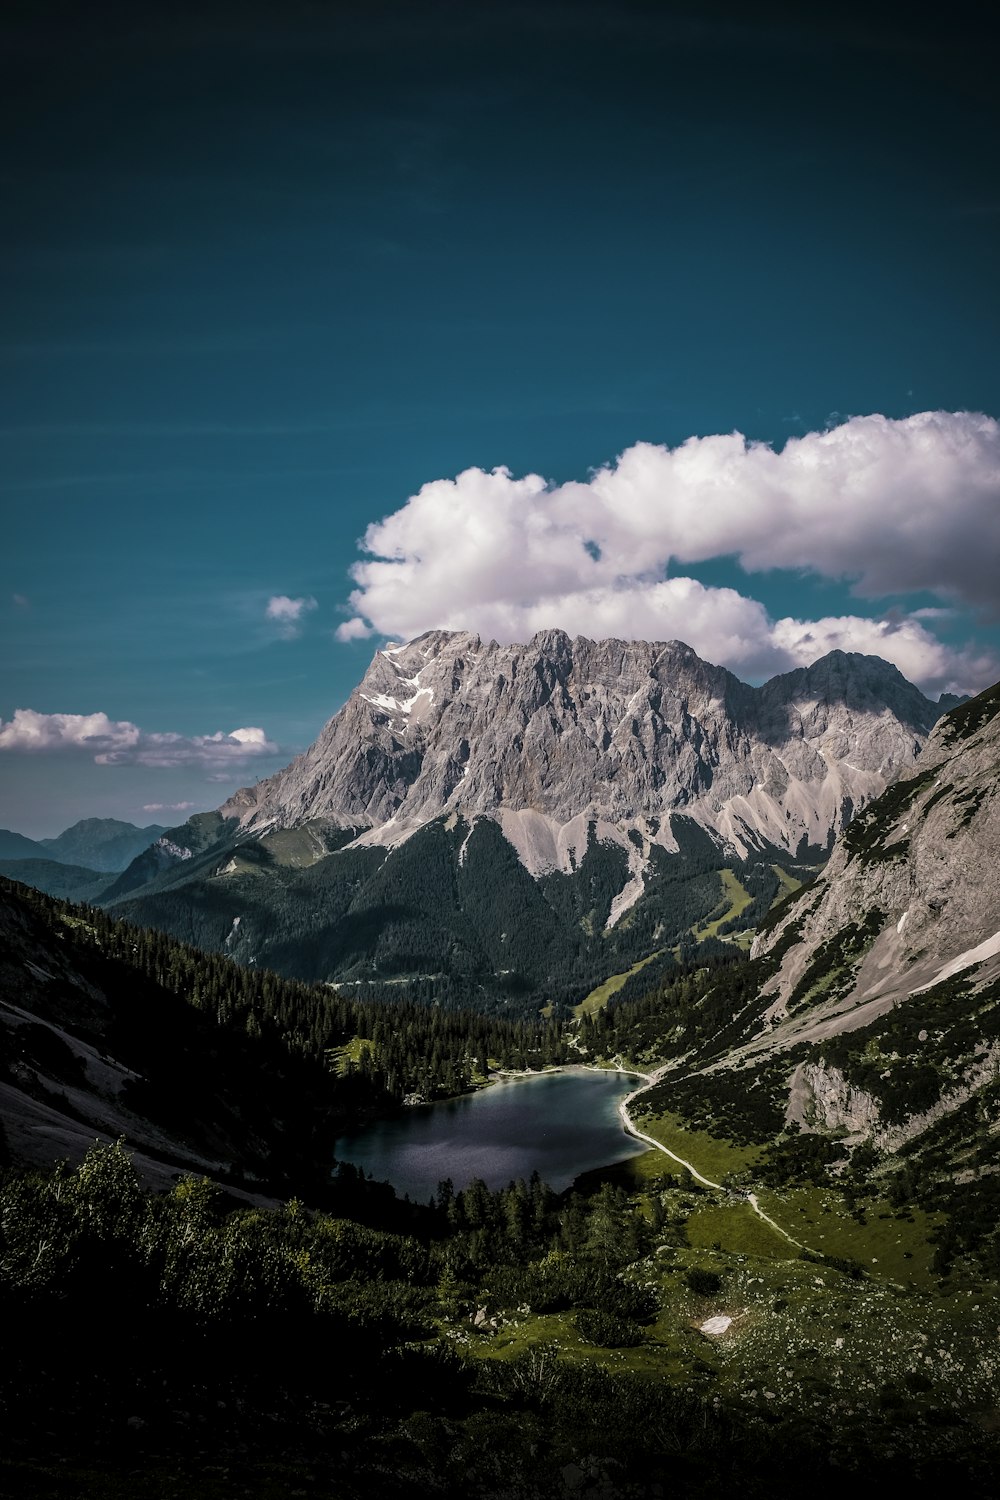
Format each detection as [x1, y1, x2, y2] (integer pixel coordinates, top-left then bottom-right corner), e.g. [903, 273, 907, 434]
[617, 1081, 809, 1254]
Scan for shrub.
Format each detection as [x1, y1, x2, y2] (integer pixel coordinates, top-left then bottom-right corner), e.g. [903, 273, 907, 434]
[602, 1279, 660, 1324]
[684, 1268, 722, 1296]
[575, 1308, 643, 1347]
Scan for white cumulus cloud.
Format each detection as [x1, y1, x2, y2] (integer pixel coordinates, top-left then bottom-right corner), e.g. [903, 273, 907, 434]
[0, 709, 280, 769]
[336, 410, 1000, 695]
[265, 594, 317, 637]
[0, 710, 141, 755]
[334, 615, 375, 642]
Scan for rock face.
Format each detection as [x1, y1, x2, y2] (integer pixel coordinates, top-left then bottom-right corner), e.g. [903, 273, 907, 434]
[709, 682, 1000, 1146]
[222, 630, 940, 889]
[754, 682, 1000, 1023]
[790, 1060, 883, 1136]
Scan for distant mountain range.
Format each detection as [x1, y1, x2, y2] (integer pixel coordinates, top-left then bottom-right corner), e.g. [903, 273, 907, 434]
[0, 818, 168, 906]
[0, 817, 167, 873]
[93, 632, 959, 1008]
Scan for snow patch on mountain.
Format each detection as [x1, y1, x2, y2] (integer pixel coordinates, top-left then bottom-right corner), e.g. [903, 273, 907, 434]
[914, 930, 1000, 994]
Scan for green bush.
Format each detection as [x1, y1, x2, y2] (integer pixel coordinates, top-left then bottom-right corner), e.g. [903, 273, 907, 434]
[575, 1307, 643, 1347]
[684, 1268, 722, 1295]
[601, 1279, 660, 1323]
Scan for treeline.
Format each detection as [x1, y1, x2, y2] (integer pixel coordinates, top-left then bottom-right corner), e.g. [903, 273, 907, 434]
[581, 944, 783, 1067]
[340, 1007, 568, 1099]
[95, 901, 568, 1096]
[1, 877, 564, 1130]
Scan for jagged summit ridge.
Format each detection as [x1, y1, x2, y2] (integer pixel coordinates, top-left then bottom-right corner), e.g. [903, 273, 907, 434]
[222, 631, 941, 891]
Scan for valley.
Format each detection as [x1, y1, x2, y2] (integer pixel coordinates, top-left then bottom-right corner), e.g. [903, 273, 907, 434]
[1, 659, 999, 1496]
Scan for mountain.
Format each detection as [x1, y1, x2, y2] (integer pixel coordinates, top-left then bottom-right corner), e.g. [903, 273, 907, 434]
[746, 679, 1000, 1142]
[606, 680, 1000, 1264]
[223, 631, 938, 871]
[0, 857, 112, 904]
[0, 828, 48, 861]
[38, 817, 167, 871]
[102, 632, 947, 1008]
[0, 819, 167, 907]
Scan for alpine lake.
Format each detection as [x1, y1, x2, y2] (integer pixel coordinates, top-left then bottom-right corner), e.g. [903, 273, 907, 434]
[334, 1066, 647, 1202]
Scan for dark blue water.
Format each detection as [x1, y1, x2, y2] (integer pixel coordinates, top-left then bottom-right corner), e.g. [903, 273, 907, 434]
[334, 1067, 646, 1201]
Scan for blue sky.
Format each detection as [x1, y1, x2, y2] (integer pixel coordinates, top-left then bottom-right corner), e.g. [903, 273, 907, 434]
[2, 1, 999, 837]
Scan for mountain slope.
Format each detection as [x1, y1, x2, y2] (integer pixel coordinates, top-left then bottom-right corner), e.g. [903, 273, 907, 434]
[0, 829, 48, 861]
[751, 682, 1000, 1032]
[0, 857, 111, 903]
[103, 633, 949, 1007]
[746, 680, 1000, 1140]
[0, 876, 335, 1193]
[621, 682, 1000, 1167]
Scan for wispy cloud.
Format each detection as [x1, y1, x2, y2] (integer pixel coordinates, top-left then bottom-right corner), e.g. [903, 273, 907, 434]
[0, 710, 279, 769]
[335, 410, 1000, 696]
[265, 594, 317, 639]
[11, 593, 29, 608]
[142, 800, 198, 813]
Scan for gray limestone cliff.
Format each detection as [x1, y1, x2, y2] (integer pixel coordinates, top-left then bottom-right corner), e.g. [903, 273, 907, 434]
[220, 630, 940, 899]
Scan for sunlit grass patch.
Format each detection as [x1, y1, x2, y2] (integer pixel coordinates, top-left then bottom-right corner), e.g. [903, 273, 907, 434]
[725, 928, 755, 950]
[57, 912, 99, 937]
[686, 1201, 794, 1259]
[691, 869, 752, 943]
[770, 864, 802, 901]
[476, 1305, 713, 1384]
[327, 1035, 372, 1074]
[258, 825, 329, 867]
[575, 949, 664, 1018]
[638, 1112, 763, 1182]
[754, 1185, 944, 1287]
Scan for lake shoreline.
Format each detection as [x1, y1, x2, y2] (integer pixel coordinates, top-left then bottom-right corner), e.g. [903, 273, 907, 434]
[335, 1065, 648, 1201]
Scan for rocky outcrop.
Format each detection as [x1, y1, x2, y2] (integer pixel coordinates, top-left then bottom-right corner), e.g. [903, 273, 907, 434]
[788, 1060, 882, 1136]
[788, 1043, 1000, 1153]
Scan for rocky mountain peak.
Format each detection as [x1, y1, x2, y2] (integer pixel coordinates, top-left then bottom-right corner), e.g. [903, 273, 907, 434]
[219, 634, 946, 897]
